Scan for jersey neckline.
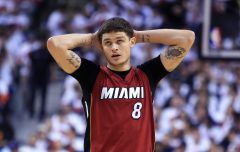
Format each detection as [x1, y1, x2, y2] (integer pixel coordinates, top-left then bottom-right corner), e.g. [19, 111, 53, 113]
[102, 66, 136, 83]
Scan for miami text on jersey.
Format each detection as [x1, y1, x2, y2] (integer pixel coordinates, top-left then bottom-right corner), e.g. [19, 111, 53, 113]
[100, 87, 144, 99]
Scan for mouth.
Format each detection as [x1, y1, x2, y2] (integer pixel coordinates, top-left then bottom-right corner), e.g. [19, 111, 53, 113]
[111, 54, 121, 59]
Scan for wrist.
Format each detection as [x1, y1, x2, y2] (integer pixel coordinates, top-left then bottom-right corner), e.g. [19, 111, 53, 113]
[134, 30, 140, 43]
[90, 33, 94, 46]
[134, 31, 150, 43]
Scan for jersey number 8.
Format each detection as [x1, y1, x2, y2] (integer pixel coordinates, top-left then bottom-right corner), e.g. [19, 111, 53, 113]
[132, 102, 142, 119]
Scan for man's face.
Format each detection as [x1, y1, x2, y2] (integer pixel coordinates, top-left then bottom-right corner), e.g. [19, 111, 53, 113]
[101, 32, 135, 71]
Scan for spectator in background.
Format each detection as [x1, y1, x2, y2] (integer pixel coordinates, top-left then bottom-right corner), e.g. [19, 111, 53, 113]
[0, 47, 11, 115]
[27, 33, 53, 120]
[185, 125, 211, 152]
[61, 75, 84, 114]
[0, 40, 14, 152]
[46, 4, 68, 36]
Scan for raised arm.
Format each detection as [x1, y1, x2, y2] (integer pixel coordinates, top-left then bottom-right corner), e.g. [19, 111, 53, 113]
[47, 33, 99, 74]
[134, 29, 195, 72]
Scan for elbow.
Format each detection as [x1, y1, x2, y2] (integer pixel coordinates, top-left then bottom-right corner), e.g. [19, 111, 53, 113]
[47, 37, 56, 52]
[185, 30, 195, 45]
[178, 30, 195, 47]
[189, 31, 195, 43]
[47, 36, 63, 53]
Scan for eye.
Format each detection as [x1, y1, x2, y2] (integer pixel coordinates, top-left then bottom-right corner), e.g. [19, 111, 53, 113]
[104, 41, 112, 46]
[117, 40, 123, 44]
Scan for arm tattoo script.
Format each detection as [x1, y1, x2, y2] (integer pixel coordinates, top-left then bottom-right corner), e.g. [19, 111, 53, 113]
[165, 46, 186, 60]
[79, 39, 89, 46]
[141, 34, 150, 42]
[66, 52, 81, 68]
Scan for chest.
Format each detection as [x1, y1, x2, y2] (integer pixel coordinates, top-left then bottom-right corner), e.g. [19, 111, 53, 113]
[92, 68, 151, 101]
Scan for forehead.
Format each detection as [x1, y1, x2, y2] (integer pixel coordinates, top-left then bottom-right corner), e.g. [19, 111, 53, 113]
[102, 32, 128, 41]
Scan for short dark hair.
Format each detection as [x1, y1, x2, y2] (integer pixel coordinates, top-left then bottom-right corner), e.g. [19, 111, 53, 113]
[97, 17, 134, 42]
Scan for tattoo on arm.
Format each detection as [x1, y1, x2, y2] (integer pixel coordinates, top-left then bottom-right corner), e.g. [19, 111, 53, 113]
[66, 52, 81, 68]
[165, 46, 186, 60]
[141, 34, 150, 42]
[79, 39, 89, 46]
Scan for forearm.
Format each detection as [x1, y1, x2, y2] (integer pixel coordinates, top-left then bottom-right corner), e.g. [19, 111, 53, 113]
[48, 33, 93, 50]
[135, 29, 195, 50]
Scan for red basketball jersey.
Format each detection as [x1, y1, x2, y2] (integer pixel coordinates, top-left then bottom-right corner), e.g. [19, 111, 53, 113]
[89, 66, 155, 152]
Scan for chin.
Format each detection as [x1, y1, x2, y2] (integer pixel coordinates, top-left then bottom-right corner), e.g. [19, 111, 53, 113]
[108, 61, 123, 67]
[107, 58, 129, 67]
[110, 62, 122, 67]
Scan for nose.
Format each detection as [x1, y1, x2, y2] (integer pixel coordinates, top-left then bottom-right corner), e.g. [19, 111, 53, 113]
[111, 43, 118, 52]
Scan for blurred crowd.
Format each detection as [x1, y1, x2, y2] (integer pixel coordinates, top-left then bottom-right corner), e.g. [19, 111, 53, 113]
[0, 0, 239, 152]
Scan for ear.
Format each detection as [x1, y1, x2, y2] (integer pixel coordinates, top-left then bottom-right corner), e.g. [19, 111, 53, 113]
[129, 37, 136, 47]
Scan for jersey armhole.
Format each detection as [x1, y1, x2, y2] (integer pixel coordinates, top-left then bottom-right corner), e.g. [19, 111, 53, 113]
[137, 55, 169, 94]
[70, 58, 100, 94]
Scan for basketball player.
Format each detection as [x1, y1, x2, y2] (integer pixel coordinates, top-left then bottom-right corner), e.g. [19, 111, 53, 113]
[47, 17, 195, 152]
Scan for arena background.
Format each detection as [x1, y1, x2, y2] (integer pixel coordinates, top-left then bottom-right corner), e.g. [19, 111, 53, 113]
[0, 0, 239, 151]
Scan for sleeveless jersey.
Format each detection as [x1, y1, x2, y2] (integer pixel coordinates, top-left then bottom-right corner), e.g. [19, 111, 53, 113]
[90, 66, 155, 152]
[70, 56, 169, 152]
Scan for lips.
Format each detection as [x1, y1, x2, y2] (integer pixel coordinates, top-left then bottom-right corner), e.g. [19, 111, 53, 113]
[111, 54, 120, 58]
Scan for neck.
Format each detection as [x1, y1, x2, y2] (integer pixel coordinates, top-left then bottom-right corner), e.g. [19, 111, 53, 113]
[107, 64, 131, 71]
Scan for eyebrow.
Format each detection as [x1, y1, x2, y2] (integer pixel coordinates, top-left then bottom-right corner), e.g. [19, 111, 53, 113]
[103, 36, 126, 42]
[115, 36, 125, 39]
[103, 38, 111, 42]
